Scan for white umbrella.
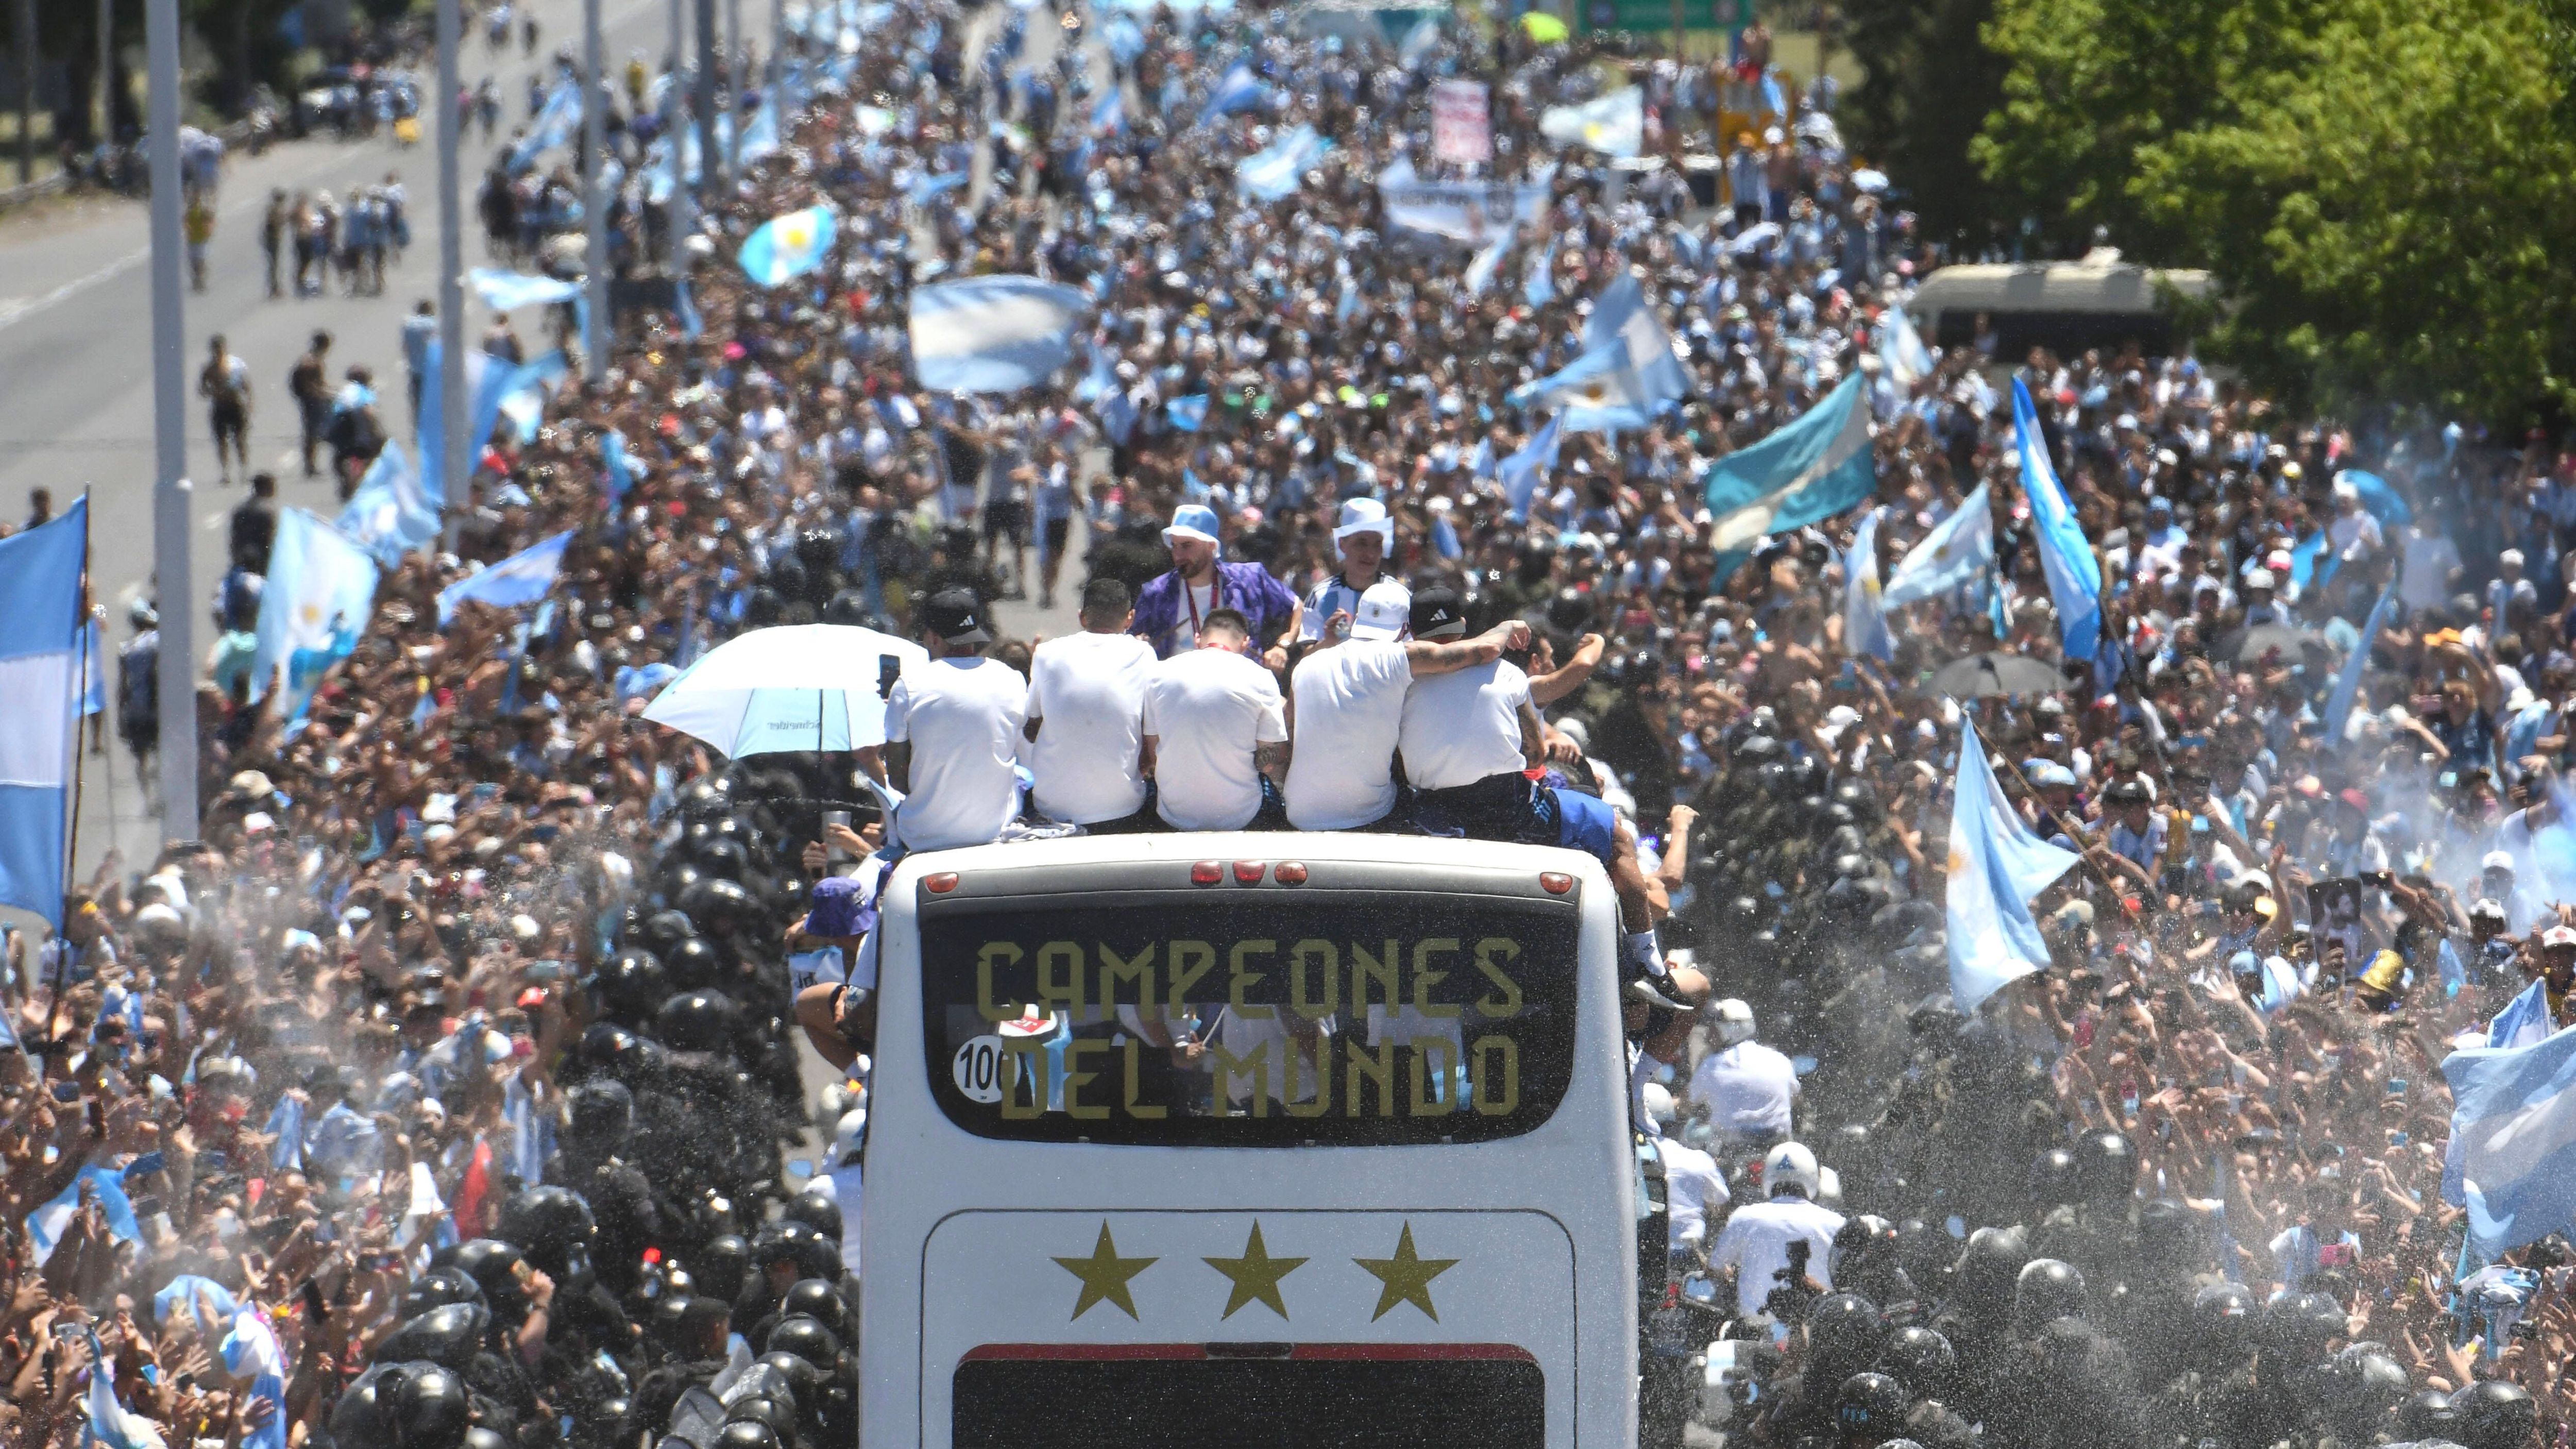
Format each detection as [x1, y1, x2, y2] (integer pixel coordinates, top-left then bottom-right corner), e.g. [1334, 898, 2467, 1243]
[642, 624, 929, 757]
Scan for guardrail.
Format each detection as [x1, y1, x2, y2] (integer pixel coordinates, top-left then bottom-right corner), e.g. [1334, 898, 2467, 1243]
[0, 115, 260, 214]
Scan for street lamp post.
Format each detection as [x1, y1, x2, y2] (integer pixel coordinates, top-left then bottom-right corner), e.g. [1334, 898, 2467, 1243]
[145, 0, 194, 842]
[437, 0, 466, 549]
[668, 0, 691, 282]
[694, 0, 718, 199]
[583, 0, 607, 383]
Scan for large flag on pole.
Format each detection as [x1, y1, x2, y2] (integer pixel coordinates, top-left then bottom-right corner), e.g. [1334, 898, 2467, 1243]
[335, 440, 443, 566]
[1877, 304, 1934, 386]
[1842, 509, 1894, 661]
[2321, 581, 2398, 745]
[251, 511, 381, 719]
[1945, 717, 2080, 1012]
[2013, 378, 2102, 660]
[437, 531, 574, 625]
[1581, 272, 1691, 406]
[1704, 375, 1877, 566]
[908, 276, 1091, 394]
[0, 498, 87, 928]
[1881, 484, 1995, 610]
[2442, 1022, 2576, 1255]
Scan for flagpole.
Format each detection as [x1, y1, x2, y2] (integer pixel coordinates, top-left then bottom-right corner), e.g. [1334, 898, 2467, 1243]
[65, 490, 92, 919]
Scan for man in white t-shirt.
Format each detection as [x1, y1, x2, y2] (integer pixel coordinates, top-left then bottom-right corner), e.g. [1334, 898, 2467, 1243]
[1686, 999, 1800, 1148]
[1397, 586, 1546, 831]
[1025, 577, 1158, 830]
[1707, 1141, 1843, 1317]
[1284, 605, 1528, 831]
[1142, 608, 1289, 831]
[868, 588, 1026, 853]
[1300, 497, 1413, 644]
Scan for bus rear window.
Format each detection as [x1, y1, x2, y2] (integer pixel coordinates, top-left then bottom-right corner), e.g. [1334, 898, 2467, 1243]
[918, 894, 1579, 1146]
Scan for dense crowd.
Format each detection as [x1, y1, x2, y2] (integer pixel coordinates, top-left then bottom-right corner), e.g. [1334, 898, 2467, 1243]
[6, 0, 2576, 1446]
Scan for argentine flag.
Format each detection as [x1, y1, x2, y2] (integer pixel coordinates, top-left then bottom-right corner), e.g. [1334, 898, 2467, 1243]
[1462, 230, 1512, 296]
[1880, 483, 1995, 610]
[1500, 415, 1562, 521]
[337, 442, 441, 567]
[1583, 271, 1692, 404]
[2321, 582, 2398, 745]
[2013, 378, 2101, 660]
[250, 511, 381, 719]
[469, 267, 582, 312]
[26, 1162, 142, 1265]
[1236, 123, 1327, 201]
[220, 1307, 289, 1449]
[79, 1327, 167, 1449]
[0, 498, 86, 927]
[2444, 1015, 2576, 1255]
[1945, 717, 2080, 1012]
[1196, 61, 1268, 128]
[1704, 375, 1877, 560]
[1842, 509, 1894, 661]
[737, 204, 838, 287]
[1538, 86, 1643, 158]
[602, 427, 639, 501]
[1523, 234, 1557, 307]
[1877, 303, 1934, 386]
[437, 530, 574, 625]
[908, 276, 1090, 394]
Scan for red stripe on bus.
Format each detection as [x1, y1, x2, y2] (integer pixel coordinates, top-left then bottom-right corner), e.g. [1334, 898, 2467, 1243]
[1290, 1343, 1538, 1363]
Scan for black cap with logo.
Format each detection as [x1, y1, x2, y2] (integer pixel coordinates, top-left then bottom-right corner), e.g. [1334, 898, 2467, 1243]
[1409, 585, 1467, 639]
[921, 588, 992, 645]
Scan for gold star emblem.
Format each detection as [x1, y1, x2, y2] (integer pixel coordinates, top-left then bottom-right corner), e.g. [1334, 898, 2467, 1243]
[1352, 1223, 1460, 1322]
[1203, 1221, 1307, 1320]
[1053, 1222, 1157, 1320]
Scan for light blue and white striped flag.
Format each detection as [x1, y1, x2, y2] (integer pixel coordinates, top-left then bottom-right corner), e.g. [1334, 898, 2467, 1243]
[250, 511, 380, 719]
[1877, 303, 1934, 386]
[1945, 717, 2080, 1012]
[469, 267, 583, 312]
[337, 442, 442, 566]
[1704, 375, 1877, 563]
[80, 1326, 167, 1449]
[437, 530, 575, 626]
[1881, 483, 1994, 610]
[1522, 234, 1557, 307]
[908, 276, 1090, 394]
[2443, 1018, 2576, 1255]
[0, 498, 86, 927]
[2013, 378, 2101, 660]
[602, 428, 638, 501]
[1842, 509, 1894, 662]
[1462, 230, 1513, 296]
[737, 205, 838, 287]
[1235, 123, 1328, 201]
[2322, 581, 2398, 746]
[26, 1162, 142, 1265]
[1500, 415, 1561, 521]
[1196, 61, 1268, 127]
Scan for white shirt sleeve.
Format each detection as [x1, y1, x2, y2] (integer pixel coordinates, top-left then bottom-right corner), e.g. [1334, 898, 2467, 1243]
[1255, 672, 1289, 745]
[884, 677, 916, 744]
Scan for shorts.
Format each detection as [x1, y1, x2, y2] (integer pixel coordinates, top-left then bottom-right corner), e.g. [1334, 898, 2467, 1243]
[1036, 513, 1072, 560]
[210, 401, 248, 444]
[1544, 786, 1618, 866]
[982, 497, 1028, 544]
[1412, 771, 1537, 841]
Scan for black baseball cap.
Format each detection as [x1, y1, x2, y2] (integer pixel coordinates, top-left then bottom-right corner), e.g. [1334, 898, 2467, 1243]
[921, 588, 991, 645]
[1409, 585, 1467, 639]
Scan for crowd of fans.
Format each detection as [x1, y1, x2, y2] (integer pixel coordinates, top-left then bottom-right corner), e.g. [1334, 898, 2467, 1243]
[6, 0, 2576, 1446]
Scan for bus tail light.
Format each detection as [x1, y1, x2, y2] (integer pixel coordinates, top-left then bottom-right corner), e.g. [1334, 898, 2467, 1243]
[1232, 861, 1267, 884]
[1190, 861, 1223, 886]
[1274, 861, 1308, 885]
[1539, 872, 1574, 895]
[924, 872, 960, 894]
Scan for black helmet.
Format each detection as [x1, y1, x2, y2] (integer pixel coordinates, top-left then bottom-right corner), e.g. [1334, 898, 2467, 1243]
[665, 935, 724, 990]
[657, 988, 740, 1053]
[713, 1424, 783, 1449]
[1954, 1226, 2028, 1320]
[566, 1079, 635, 1145]
[1893, 1219, 1948, 1291]
[822, 588, 872, 626]
[679, 877, 760, 932]
[727, 1396, 800, 1438]
[384, 1361, 473, 1449]
[580, 1021, 641, 1070]
[692, 1234, 751, 1302]
[374, 1303, 492, 1370]
[755, 1350, 823, 1404]
[2262, 1291, 2348, 1361]
[765, 1313, 844, 1369]
[2134, 1197, 2191, 1269]
[1836, 1371, 1911, 1438]
[2397, 1389, 2457, 1441]
[2028, 1147, 2081, 1207]
[2324, 1351, 2409, 1440]
[1874, 1326, 1955, 1400]
[2453, 1379, 2538, 1449]
[783, 1189, 843, 1240]
[442, 1238, 531, 1316]
[640, 909, 698, 955]
[1831, 1214, 1897, 1283]
[498, 1185, 597, 1279]
[1807, 1292, 1885, 1369]
[2075, 1130, 2138, 1205]
[695, 837, 751, 882]
[2011, 1258, 2086, 1336]
[2190, 1282, 2258, 1361]
[398, 1267, 486, 1321]
[329, 1364, 397, 1442]
[1903, 1402, 1977, 1449]
[781, 1277, 847, 1336]
[596, 950, 668, 1023]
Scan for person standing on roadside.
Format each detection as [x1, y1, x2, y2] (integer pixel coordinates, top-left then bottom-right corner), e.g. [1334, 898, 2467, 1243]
[183, 191, 214, 292]
[261, 189, 290, 297]
[116, 599, 160, 803]
[291, 331, 334, 479]
[199, 335, 253, 483]
[402, 299, 437, 423]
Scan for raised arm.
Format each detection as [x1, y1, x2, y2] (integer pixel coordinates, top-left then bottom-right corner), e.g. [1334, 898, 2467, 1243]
[1530, 632, 1605, 707]
[1404, 620, 1530, 678]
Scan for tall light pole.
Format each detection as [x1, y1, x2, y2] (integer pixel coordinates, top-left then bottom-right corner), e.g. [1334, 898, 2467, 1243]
[97, 0, 113, 147]
[145, 0, 194, 842]
[768, 0, 783, 97]
[582, 0, 607, 383]
[724, 0, 742, 179]
[668, 0, 691, 283]
[694, 0, 718, 200]
[437, 0, 466, 549]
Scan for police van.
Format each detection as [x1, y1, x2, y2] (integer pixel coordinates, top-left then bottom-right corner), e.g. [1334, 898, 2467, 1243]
[857, 831, 1638, 1449]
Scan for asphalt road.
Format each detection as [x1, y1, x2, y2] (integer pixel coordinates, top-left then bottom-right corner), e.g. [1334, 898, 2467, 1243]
[0, 0, 784, 883]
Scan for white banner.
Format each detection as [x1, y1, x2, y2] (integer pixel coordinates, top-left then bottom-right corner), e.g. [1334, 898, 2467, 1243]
[1431, 80, 1492, 165]
[1376, 159, 1555, 244]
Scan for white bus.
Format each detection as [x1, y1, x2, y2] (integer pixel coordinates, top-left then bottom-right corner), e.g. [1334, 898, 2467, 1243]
[857, 830, 1638, 1449]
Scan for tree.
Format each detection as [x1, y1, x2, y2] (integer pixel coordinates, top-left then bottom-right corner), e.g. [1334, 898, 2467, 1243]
[1837, 0, 2012, 250]
[1976, 0, 2576, 425]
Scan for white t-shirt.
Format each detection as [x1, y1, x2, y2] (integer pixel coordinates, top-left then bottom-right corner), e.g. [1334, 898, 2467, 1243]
[1300, 575, 1412, 642]
[1026, 630, 1156, 824]
[1142, 646, 1287, 831]
[1660, 1139, 1727, 1252]
[1708, 1195, 1844, 1317]
[885, 656, 1027, 852]
[1688, 1040, 1801, 1139]
[1398, 659, 1533, 791]
[1284, 641, 1412, 830]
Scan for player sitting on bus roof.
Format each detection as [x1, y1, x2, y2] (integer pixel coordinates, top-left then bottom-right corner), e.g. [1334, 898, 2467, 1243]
[1282, 597, 1528, 833]
[1395, 587, 1690, 1004]
[1127, 503, 1300, 668]
[1141, 606, 1290, 831]
[863, 588, 1029, 857]
[1023, 577, 1159, 834]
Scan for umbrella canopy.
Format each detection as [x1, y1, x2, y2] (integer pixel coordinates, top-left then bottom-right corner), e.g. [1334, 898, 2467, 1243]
[2222, 622, 2327, 663]
[1930, 651, 2067, 700]
[642, 624, 930, 757]
[1519, 11, 1568, 41]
